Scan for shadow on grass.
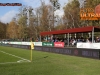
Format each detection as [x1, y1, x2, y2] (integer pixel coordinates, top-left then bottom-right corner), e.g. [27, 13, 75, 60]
[33, 56, 48, 61]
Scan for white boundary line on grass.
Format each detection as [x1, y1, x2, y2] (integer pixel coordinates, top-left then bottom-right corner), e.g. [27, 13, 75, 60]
[0, 50, 31, 64]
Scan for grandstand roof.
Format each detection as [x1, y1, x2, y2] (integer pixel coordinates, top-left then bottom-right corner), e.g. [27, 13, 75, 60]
[40, 26, 100, 36]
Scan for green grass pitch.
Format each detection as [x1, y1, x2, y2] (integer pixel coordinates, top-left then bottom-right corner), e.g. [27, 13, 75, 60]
[0, 46, 100, 75]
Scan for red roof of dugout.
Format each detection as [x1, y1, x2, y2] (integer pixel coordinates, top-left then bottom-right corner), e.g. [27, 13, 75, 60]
[40, 26, 100, 36]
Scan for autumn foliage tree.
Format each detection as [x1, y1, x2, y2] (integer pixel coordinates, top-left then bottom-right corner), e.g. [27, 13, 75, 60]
[1, 0, 100, 40]
[63, 0, 80, 29]
[6, 21, 18, 39]
[0, 22, 7, 39]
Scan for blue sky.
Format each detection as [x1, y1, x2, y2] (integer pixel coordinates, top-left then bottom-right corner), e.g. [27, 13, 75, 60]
[0, 0, 69, 23]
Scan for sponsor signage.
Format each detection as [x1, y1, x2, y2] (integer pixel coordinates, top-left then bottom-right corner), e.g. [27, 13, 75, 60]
[1, 44, 100, 59]
[2, 42, 42, 46]
[34, 42, 42, 46]
[54, 42, 64, 47]
[77, 43, 100, 49]
[34, 46, 100, 59]
[42, 42, 54, 47]
[80, 6, 100, 20]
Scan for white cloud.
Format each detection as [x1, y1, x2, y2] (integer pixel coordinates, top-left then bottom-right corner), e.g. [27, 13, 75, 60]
[55, 10, 64, 17]
[22, 0, 35, 4]
[54, 0, 68, 17]
[0, 0, 68, 23]
[22, 0, 68, 11]
[0, 10, 17, 23]
[21, 0, 66, 18]
[22, 0, 43, 8]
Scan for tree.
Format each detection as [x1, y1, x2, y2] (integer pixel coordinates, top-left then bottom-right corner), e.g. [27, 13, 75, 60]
[17, 16, 27, 39]
[17, 6, 28, 40]
[63, 0, 80, 29]
[39, 1, 53, 32]
[6, 21, 18, 39]
[0, 22, 7, 39]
